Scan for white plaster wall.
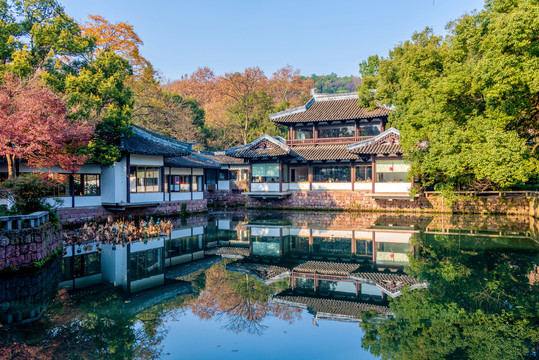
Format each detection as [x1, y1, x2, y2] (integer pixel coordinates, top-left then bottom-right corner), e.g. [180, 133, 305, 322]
[101, 157, 127, 204]
[290, 228, 311, 236]
[361, 284, 383, 297]
[218, 180, 230, 190]
[170, 192, 191, 201]
[193, 169, 203, 175]
[374, 182, 411, 193]
[218, 220, 231, 230]
[354, 182, 372, 191]
[355, 231, 373, 240]
[74, 196, 102, 207]
[130, 274, 165, 293]
[250, 227, 281, 237]
[45, 197, 70, 208]
[131, 238, 164, 253]
[376, 231, 413, 243]
[193, 226, 204, 236]
[100, 245, 127, 289]
[311, 230, 353, 238]
[170, 168, 191, 175]
[281, 183, 289, 191]
[130, 192, 164, 203]
[288, 183, 310, 191]
[169, 228, 191, 239]
[193, 191, 203, 200]
[312, 183, 353, 191]
[251, 183, 280, 192]
[130, 154, 163, 166]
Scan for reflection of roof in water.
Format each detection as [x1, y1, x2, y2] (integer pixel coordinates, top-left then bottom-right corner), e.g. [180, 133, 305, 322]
[350, 272, 423, 296]
[271, 295, 391, 321]
[206, 246, 250, 258]
[293, 261, 361, 276]
[226, 262, 290, 283]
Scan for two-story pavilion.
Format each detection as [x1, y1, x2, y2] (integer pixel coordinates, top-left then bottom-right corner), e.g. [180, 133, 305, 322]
[225, 92, 411, 199]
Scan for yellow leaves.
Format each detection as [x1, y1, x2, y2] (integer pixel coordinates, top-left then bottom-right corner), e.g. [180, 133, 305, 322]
[81, 15, 150, 76]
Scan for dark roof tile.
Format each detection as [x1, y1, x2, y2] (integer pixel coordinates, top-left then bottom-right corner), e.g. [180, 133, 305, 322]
[270, 94, 391, 124]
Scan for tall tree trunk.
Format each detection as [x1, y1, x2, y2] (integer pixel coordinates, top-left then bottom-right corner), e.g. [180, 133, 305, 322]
[6, 154, 15, 179]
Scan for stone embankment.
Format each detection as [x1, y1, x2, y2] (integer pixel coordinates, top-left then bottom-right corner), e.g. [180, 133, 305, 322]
[0, 212, 62, 272]
[57, 199, 207, 225]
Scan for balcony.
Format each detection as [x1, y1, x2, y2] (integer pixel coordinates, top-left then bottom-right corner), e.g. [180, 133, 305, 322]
[286, 136, 373, 146]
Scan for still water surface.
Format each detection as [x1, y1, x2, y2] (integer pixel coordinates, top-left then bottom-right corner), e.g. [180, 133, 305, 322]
[0, 210, 538, 359]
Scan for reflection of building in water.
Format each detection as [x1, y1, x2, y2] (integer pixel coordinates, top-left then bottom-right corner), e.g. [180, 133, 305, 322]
[0, 258, 61, 326]
[223, 221, 427, 323]
[59, 217, 247, 293]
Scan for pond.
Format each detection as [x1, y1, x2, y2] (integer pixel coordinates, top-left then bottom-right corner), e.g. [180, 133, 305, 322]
[0, 210, 538, 359]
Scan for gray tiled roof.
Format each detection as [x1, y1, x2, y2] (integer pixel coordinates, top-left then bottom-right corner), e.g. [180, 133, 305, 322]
[122, 125, 194, 157]
[270, 93, 391, 124]
[200, 152, 247, 165]
[348, 128, 403, 155]
[291, 144, 363, 161]
[271, 295, 391, 318]
[226, 135, 292, 159]
[164, 153, 221, 169]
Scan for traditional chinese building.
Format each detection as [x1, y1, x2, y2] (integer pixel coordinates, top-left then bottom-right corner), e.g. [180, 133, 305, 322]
[224, 92, 411, 200]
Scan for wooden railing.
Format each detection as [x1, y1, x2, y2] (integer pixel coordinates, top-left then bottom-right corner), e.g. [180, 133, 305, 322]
[286, 136, 373, 146]
[0, 211, 50, 230]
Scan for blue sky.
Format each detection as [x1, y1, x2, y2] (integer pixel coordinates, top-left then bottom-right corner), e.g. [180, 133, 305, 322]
[60, 0, 486, 81]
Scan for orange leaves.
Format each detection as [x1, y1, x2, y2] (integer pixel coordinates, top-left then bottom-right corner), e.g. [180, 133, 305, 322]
[81, 15, 150, 76]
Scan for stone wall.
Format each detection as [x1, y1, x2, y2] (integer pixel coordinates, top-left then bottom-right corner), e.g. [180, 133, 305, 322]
[205, 190, 246, 207]
[0, 257, 61, 325]
[0, 223, 62, 272]
[243, 191, 536, 216]
[57, 199, 207, 225]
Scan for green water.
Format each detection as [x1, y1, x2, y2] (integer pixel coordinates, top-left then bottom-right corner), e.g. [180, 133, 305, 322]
[0, 211, 537, 359]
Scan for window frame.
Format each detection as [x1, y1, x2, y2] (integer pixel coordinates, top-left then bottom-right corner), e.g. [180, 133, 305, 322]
[130, 166, 162, 193]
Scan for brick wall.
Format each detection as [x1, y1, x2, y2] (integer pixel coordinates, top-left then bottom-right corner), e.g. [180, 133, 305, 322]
[205, 190, 246, 207]
[243, 191, 535, 216]
[0, 223, 62, 271]
[57, 199, 207, 225]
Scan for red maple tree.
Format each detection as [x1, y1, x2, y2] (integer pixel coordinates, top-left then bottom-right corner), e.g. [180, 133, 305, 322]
[0, 74, 93, 179]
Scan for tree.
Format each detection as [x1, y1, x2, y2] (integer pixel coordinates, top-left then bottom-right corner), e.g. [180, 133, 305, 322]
[167, 66, 314, 148]
[0, 74, 92, 178]
[358, 1, 539, 191]
[80, 14, 150, 77]
[360, 232, 539, 360]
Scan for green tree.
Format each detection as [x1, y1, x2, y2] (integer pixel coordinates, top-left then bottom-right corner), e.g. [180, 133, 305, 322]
[360, 233, 539, 360]
[358, 0, 539, 191]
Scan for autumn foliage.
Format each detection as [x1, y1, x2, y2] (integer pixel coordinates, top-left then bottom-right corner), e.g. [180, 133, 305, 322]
[167, 65, 314, 147]
[189, 263, 301, 334]
[0, 74, 93, 178]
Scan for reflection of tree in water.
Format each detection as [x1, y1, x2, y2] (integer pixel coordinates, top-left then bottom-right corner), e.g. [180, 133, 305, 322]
[189, 263, 302, 335]
[360, 234, 539, 360]
[0, 289, 176, 360]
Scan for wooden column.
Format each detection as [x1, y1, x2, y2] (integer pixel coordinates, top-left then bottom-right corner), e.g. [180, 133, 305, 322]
[354, 120, 359, 141]
[70, 174, 75, 208]
[279, 159, 283, 192]
[190, 168, 193, 200]
[309, 229, 313, 257]
[126, 154, 131, 203]
[161, 166, 166, 201]
[292, 128, 296, 141]
[371, 156, 376, 194]
[308, 163, 313, 191]
[380, 119, 385, 132]
[351, 230, 356, 257]
[351, 161, 355, 191]
[372, 231, 377, 264]
[248, 163, 252, 192]
[168, 167, 172, 202]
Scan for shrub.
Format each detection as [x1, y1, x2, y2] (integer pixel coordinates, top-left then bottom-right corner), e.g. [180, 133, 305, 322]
[0, 173, 63, 215]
